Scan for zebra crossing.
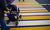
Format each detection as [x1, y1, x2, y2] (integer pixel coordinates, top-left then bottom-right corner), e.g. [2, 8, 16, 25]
[5, 0, 50, 30]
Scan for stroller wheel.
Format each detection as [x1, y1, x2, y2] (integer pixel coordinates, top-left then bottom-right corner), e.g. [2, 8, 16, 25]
[15, 21, 18, 25]
[7, 20, 10, 24]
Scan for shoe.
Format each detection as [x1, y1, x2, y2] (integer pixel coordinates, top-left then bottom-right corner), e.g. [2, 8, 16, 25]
[7, 20, 10, 24]
[15, 21, 18, 25]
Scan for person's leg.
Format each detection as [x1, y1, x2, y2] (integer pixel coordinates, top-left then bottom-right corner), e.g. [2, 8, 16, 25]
[19, 0, 20, 2]
[23, 0, 24, 2]
[1, 18, 9, 30]
[15, 21, 18, 25]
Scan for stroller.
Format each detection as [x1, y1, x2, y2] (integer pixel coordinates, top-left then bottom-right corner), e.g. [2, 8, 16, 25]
[7, 4, 19, 25]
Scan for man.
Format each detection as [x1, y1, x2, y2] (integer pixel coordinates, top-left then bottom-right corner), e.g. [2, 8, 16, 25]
[0, 0, 9, 30]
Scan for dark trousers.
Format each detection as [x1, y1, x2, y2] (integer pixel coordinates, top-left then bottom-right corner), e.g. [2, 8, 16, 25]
[19, 0, 24, 2]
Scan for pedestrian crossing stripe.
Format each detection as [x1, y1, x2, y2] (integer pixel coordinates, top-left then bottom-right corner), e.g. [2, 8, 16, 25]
[10, 26, 50, 30]
[18, 16, 50, 20]
[20, 10, 48, 13]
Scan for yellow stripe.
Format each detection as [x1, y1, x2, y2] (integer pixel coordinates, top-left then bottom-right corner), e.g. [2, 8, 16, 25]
[18, 16, 50, 20]
[17, 4, 40, 5]
[19, 6, 44, 8]
[10, 26, 50, 30]
[20, 10, 48, 13]
[5, 15, 50, 21]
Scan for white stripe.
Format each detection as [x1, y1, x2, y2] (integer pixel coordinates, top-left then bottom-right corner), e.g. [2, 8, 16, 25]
[19, 12, 50, 16]
[18, 20, 50, 26]
[20, 8, 46, 10]
[14, 2, 38, 4]
[12, 3, 39, 4]
[48, 4, 50, 5]
[7, 20, 50, 26]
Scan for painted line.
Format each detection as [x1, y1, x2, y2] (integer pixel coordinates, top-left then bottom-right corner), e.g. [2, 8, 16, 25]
[20, 10, 50, 13]
[18, 7, 44, 8]
[12, 3, 50, 5]
[18, 6, 43, 7]
[17, 5, 43, 7]
[20, 8, 46, 10]
[18, 5, 44, 8]
[14, 4, 50, 5]
[7, 25, 50, 28]
[12, 3, 39, 4]
[17, 5, 42, 6]
[12, 1, 38, 3]
[19, 12, 50, 16]
[19, 19, 50, 21]
[13, 4, 50, 6]
[7, 20, 50, 26]
[16, 4, 40, 5]
[18, 16, 50, 20]
[48, 4, 50, 5]
[18, 20, 50, 26]
[20, 10, 48, 12]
